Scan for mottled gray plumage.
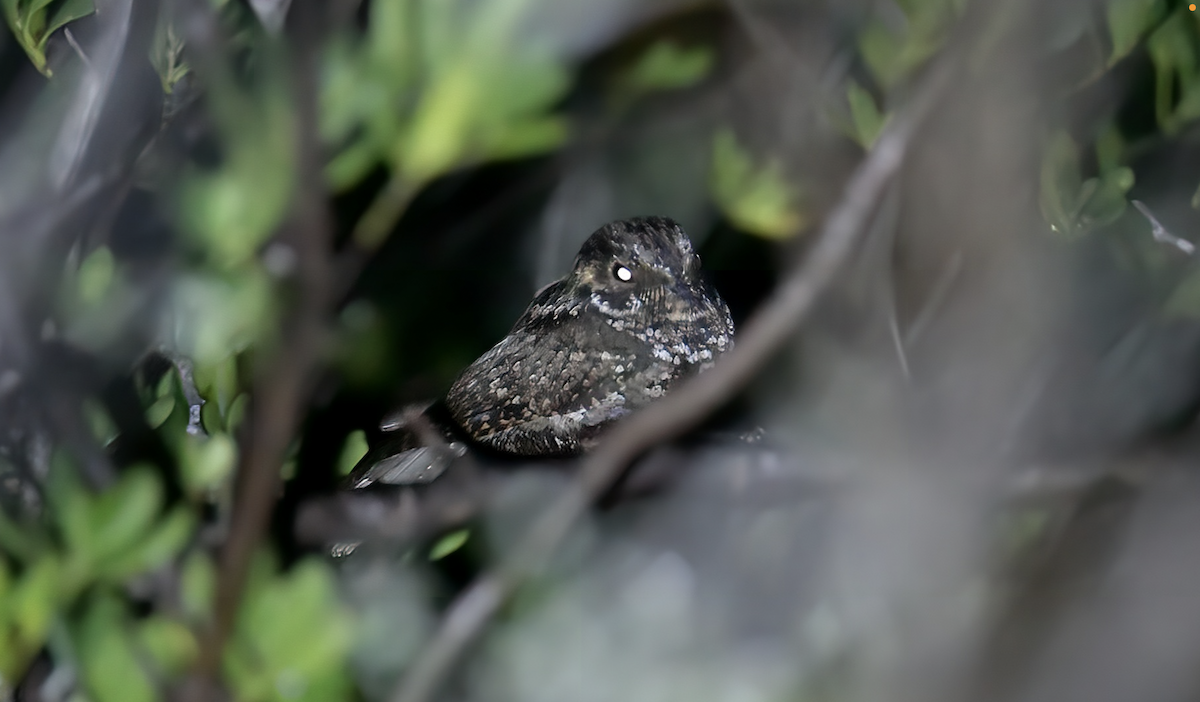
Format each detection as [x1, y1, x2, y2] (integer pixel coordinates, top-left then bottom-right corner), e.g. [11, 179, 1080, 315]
[444, 216, 734, 456]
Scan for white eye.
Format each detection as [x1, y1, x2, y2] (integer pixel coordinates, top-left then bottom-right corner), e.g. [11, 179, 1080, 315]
[613, 264, 633, 282]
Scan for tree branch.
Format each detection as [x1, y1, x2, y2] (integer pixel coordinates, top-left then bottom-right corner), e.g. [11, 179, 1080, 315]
[190, 1, 336, 688]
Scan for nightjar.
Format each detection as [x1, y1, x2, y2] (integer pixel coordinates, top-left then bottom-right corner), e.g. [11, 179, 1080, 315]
[443, 216, 734, 456]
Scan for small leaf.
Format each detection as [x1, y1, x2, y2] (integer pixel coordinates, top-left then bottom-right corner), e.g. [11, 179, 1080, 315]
[846, 80, 887, 149]
[83, 398, 119, 447]
[180, 552, 216, 622]
[180, 433, 236, 494]
[622, 41, 714, 94]
[429, 529, 469, 561]
[101, 507, 194, 579]
[226, 394, 249, 434]
[88, 468, 164, 563]
[227, 558, 354, 702]
[859, 20, 905, 88]
[1080, 169, 1134, 227]
[709, 128, 805, 240]
[337, 430, 368, 476]
[9, 556, 62, 650]
[483, 116, 568, 161]
[1039, 131, 1084, 237]
[75, 595, 156, 702]
[41, 0, 93, 51]
[77, 246, 115, 305]
[138, 616, 198, 675]
[401, 63, 475, 182]
[145, 394, 176, 429]
[1108, 0, 1165, 65]
[1095, 123, 1125, 173]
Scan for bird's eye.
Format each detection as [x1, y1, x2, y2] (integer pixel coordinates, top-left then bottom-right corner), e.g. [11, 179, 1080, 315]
[612, 263, 633, 282]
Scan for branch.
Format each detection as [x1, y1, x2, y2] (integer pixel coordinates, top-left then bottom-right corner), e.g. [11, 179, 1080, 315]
[190, 1, 336, 687]
[387, 56, 956, 702]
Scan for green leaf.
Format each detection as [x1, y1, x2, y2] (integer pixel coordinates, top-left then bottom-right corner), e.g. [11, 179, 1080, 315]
[48, 454, 94, 562]
[42, 0, 92, 50]
[88, 468, 164, 563]
[326, 137, 383, 192]
[179, 433, 236, 494]
[1038, 131, 1085, 237]
[138, 616, 198, 675]
[401, 62, 477, 182]
[226, 393, 249, 434]
[75, 595, 156, 702]
[1095, 123, 1125, 173]
[1080, 167, 1135, 227]
[145, 394, 176, 429]
[622, 41, 714, 94]
[8, 556, 62, 653]
[709, 128, 805, 240]
[226, 558, 354, 702]
[1108, 0, 1165, 65]
[77, 246, 115, 306]
[1146, 11, 1200, 133]
[337, 430, 368, 476]
[178, 57, 296, 269]
[483, 115, 568, 161]
[429, 529, 470, 561]
[366, 0, 415, 83]
[0, 0, 19, 28]
[180, 552, 216, 622]
[1, 0, 96, 75]
[151, 11, 189, 93]
[0, 508, 46, 562]
[859, 20, 905, 88]
[101, 507, 194, 579]
[846, 80, 887, 149]
[83, 398, 118, 447]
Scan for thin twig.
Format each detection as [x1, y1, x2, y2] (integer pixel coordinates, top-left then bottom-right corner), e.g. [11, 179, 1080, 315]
[1132, 200, 1195, 255]
[192, 0, 336, 686]
[387, 58, 955, 702]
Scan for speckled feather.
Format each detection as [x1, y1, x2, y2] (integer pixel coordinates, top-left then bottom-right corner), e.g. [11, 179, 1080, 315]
[445, 216, 735, 456]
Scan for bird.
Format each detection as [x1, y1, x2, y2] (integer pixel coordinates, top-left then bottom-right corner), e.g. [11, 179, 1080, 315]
[348, 216, 735, 486]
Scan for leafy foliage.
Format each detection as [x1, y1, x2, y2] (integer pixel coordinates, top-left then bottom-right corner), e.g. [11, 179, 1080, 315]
[709, 128, 805, 240]
[0, 0, 92, 75]
[322, 0, 572, 247]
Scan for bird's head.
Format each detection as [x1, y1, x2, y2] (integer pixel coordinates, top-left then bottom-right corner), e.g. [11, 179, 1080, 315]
[566, 216, 716, 326]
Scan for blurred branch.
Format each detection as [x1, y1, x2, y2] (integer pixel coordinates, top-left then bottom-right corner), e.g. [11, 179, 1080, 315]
[190, 0, 336, 689]
[387, 49, 957, 702]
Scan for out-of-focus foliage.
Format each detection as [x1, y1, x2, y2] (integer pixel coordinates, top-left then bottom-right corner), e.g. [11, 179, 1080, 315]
[845, 79, 888, 149]
[322, 0, 572, 247]
[1039, 130, 1135, 238]
[709, 128, 805, 240]
[859, 0, 961, 88]
[0, 455, 193, 690]
[0, 0, 92, 75]
[1146, 8, 1200, 133]
[150, 11, 189, 94]
[223, 556, 355, 702]
[616, 40, 713, 98]
[1107, 0, 1165, 64]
